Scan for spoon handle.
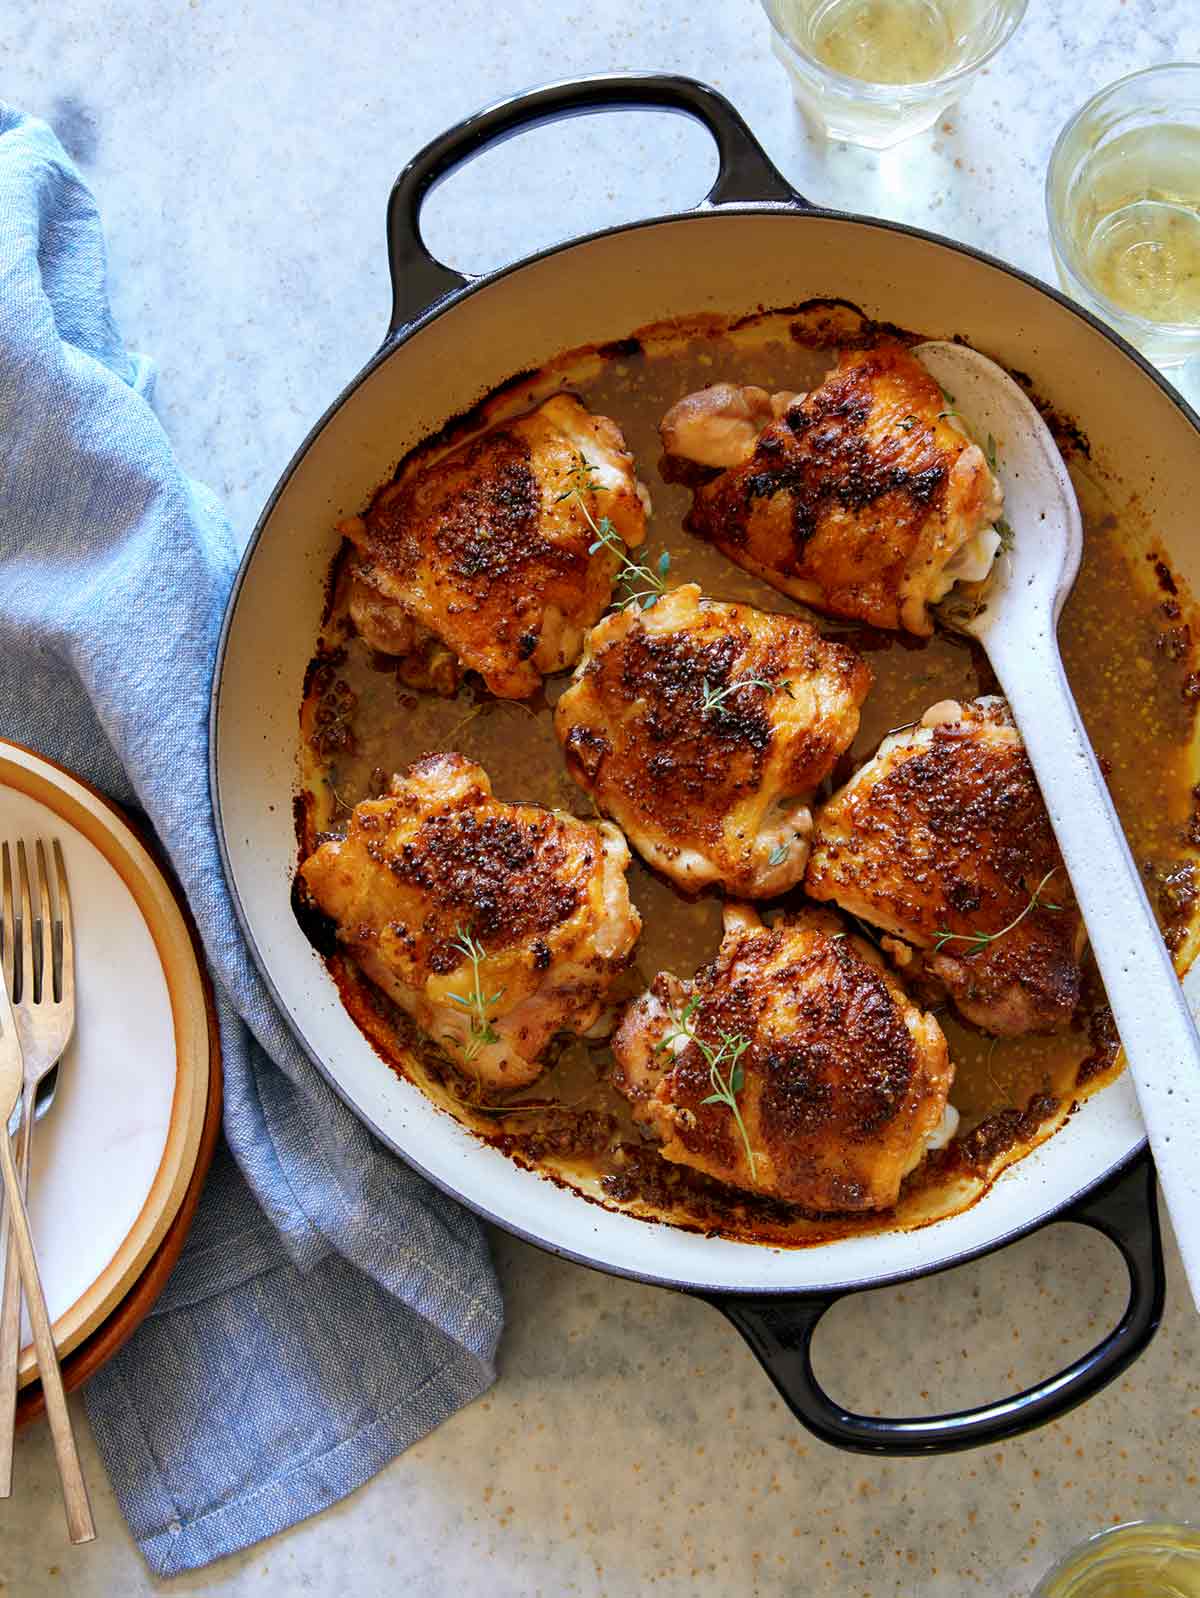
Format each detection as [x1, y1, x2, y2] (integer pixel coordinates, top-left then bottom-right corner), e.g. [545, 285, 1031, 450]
[991, 628, 1200, 1311]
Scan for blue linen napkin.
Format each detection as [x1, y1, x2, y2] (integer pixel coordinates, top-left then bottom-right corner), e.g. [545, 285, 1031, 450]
[0, 107, 502, 1574]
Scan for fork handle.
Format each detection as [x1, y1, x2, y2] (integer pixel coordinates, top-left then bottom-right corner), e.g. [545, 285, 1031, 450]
[0, 1122, 94, 1542]
[0, 1085, 34, 1497]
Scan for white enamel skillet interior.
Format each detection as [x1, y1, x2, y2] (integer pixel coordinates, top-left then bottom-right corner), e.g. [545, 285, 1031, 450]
[212, 77, 1198, 1449]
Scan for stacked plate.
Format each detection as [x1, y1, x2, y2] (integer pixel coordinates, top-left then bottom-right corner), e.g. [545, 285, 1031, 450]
[0, 742, 220, 1424]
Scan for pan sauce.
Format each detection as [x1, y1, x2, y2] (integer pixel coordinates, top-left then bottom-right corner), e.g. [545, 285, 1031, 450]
[297, 304, 1200, 1244]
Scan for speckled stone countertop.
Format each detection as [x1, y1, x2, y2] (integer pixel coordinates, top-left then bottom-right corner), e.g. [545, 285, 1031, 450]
[3, 2, 1200, 1594]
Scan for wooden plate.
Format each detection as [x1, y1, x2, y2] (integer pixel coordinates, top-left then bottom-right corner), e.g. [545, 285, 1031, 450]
[0, 741, 215, 1386]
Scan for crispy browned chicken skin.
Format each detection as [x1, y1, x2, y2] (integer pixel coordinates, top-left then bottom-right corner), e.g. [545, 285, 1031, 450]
[805, 698, 1086, 1035]
[555, 583, 870, 897]
[340, 395, 646, 698]
[612, 905, 955, 1210]
[300, 754, 642, 1088]
[661, 342, 1003, 635]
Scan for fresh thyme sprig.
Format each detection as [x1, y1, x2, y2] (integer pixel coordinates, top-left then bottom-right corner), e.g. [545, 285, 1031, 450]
[590, 518, 671, 610]
[327, 776, 357, 817]
[466, 1099, 559, 1118]
[557, 454, 670, 610]
[661, 995, 757, 1182]
[981, 430, 1014, 553]
[983, 1034, 1004, 1097]
[936, 414, 1014, 555]
[699, 673, 793, 716]
[933, 869, 1064, 955]
[447, 925, 505, 1063]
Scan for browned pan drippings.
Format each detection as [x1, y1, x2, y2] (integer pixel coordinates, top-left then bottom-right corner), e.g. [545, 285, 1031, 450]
[296, 303, 1200, 1245]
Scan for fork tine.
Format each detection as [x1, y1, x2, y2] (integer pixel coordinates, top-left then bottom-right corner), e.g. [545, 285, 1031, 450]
[53, 842, 73, 1012]
[15, 844, 33, 1008]
[34, 842, 53, 1005]
[0, 863, 18, 1046]
[1, 846, 11, 999]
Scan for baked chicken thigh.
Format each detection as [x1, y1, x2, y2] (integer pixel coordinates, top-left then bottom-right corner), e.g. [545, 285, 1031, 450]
[661, 341, 1003, 635]
[340, 395, 647, 698]
[300, 753, 642, 1088]
[612, 904, 956, 1210]
[805, 698, 1086, 1035]
[555, 583, 870, 897]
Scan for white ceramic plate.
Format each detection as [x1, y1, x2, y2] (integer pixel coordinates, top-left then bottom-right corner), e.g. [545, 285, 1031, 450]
[0, 743, 212, 1385]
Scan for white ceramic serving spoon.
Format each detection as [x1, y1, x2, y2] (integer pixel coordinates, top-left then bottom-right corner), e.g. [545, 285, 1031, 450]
[915, 338, 1200, 1311]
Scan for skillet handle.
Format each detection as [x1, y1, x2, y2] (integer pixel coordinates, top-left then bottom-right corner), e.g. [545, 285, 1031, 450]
[701, 1150, 1164, 1456]
[386, 72, 803, 338]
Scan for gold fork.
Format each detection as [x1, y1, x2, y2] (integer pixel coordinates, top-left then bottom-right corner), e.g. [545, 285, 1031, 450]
[0, 843, 77, 1496]
[0, 850, 93, 1541]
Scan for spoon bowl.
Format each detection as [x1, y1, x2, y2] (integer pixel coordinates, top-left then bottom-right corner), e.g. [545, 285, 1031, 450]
[916, 338, 1200, 1312]
[917, 339, 1082, 633]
